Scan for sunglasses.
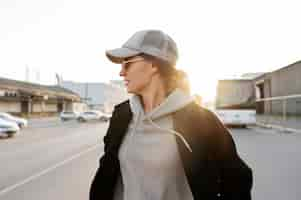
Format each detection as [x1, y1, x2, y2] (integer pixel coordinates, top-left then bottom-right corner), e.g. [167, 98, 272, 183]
[122, 57, 145, 65]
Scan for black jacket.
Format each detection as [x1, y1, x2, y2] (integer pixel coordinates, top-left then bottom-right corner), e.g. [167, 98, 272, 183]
[90, 100, 253, 200]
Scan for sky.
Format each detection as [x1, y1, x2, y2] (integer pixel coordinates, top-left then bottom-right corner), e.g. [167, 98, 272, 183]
[1, 0, 301, 101]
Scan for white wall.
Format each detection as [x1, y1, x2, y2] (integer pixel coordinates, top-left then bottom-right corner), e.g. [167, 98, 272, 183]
[33, 102, 58, 112]
[44, 104, 57, 112]
[65, 102, 88, 113]
[0, 102, 21, 113]
[32, 103, 43, 112]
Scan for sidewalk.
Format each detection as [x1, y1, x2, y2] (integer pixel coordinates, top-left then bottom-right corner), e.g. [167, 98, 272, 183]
[256, 115, 301, 133]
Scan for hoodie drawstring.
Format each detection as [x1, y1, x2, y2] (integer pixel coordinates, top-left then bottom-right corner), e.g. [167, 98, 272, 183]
[146, 117, 193, 153]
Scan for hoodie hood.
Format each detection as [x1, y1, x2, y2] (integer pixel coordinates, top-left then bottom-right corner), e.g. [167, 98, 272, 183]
[129, 88, 194, 153]
[129, 88, 194, 121]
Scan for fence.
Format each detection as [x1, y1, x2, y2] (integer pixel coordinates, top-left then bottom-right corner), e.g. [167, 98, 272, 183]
[256, 94, 301, 132]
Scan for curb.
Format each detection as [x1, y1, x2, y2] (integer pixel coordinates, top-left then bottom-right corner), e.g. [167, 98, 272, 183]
[256, 122, 301, 134]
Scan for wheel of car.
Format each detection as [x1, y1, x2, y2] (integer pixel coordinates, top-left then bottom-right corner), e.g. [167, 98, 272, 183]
[78, 117, 85, 122]
[241, 124, 247, 128]
[6, 132, 16, 138]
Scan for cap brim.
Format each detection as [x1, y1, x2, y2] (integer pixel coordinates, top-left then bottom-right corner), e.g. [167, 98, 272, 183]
[105, 47, 141, 64]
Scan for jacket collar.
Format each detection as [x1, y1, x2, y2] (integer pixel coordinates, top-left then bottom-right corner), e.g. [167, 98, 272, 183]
[110, 100, 204, 155]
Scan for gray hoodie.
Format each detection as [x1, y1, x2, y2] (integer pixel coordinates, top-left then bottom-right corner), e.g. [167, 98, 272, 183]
[113, 88, 195, 200]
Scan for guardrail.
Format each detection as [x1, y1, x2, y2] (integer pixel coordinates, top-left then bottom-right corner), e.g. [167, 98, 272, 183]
[256, 94, 301, 132]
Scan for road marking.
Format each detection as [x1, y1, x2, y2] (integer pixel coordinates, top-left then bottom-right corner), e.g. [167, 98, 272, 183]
[0, 144, 102, 197]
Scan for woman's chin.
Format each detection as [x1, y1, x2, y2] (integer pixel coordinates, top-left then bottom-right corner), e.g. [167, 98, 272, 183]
[126, 88, 139, 95]
[126, 87, 134, 93]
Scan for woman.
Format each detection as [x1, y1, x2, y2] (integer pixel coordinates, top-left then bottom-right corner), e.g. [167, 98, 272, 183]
[90, 30, 253, 200]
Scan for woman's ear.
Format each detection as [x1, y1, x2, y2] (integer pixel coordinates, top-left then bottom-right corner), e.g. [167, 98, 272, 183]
[150, 63, 159, 74]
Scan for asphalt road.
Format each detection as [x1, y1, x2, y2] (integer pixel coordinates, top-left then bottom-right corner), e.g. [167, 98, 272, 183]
[232, 127, 301, 200]
[0, 119, 300, 200]
[0, 119, 108, 200]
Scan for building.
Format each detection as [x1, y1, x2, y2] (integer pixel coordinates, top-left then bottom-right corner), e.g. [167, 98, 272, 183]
[110, 80, 126, 89]
[61, 80, 129, 113]
[216, 78, 256, 109]
[216, 73, 265, 109]
[254, 61, 301, 115]
[0, 77, 82, 116]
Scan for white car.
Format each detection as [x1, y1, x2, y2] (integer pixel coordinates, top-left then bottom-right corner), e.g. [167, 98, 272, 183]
[0, 112, 28, 128]
[60, 111, 80, 121]
[77, 110, 110, 122]
[99, 112, 111, 122]
[214, 109, 256, 128]
[0, 118, 20, 137]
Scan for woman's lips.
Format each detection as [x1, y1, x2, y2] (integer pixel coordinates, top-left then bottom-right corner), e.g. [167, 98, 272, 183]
[124, 80, 129, 86]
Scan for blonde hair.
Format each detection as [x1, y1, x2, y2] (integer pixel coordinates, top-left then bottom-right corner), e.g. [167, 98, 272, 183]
[142, 54, 191, 95]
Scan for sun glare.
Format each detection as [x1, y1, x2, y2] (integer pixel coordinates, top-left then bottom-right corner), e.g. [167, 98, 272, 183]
[190, 77, 217, 102]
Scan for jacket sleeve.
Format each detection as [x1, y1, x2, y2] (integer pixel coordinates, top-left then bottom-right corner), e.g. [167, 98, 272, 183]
[89, 108, 119, 200]
[206, 110, 253, 200]
[89, 153, 118, 200]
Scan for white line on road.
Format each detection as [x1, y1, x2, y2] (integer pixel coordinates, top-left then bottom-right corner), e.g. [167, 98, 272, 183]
[0, 144, 102, 197]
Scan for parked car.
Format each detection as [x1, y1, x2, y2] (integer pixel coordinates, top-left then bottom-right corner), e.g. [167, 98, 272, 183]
[0, 112, 28, 128]
[0, 118, 20, 137]
[60, 111, 80, 121]
[99, 113, 111, 122]
[77, 110, 110, 122]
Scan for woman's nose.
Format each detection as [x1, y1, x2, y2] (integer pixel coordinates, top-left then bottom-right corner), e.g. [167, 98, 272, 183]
[119, 67, 126, 77]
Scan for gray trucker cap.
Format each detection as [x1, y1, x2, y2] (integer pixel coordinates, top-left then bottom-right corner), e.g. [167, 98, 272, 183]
[106, 30, 178, 66]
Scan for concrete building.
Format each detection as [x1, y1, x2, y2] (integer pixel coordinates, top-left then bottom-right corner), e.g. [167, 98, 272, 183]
[110, 80, 126, 89]
[61, 80, 129, 113]
[255, 61, 301, 115]
[216, 78, 256, 109]
[216, 73, 265, 109]
[0, 77, 82, 117]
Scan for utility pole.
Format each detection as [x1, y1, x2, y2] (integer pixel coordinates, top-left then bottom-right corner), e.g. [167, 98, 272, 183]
[25, 65, 29, 82]
[36, 68, 40, 84]
[56, 73, 61, 86]
[85, 82, 89, 104]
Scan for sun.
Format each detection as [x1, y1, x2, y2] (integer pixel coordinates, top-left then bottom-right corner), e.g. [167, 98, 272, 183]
[190, 77, 217, 102]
